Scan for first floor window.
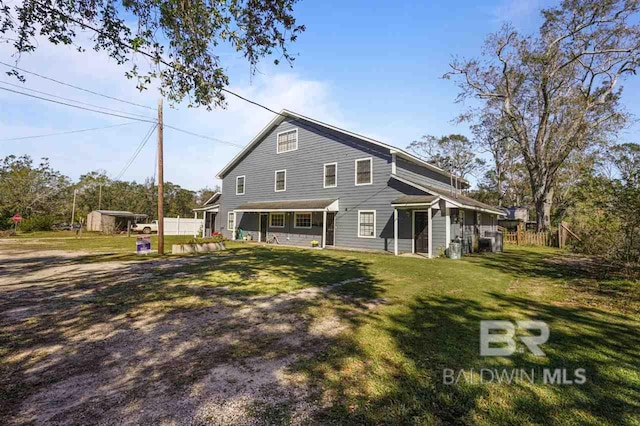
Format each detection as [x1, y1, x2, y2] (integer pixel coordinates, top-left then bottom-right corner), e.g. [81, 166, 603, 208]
[358, 210, 376, 238]
[227, 212, 235, 230]
[270, 213, 285, 228]
[355, 158, 372, 185]
[294, 212, 312, 228]
[236, 176, 245, 195]
[275, 170, 286, 192]
[324, 163, 337, 188]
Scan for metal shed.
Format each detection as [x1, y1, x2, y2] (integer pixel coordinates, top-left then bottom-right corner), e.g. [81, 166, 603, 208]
[86, 210, 148, 233]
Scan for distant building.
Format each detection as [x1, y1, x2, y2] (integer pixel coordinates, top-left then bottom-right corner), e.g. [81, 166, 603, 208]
[86, 210, 148, 233]
[498, 206, 532, 231]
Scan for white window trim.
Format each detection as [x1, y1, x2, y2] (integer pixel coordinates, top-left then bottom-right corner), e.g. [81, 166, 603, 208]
[357, 209, 376, 239]
[227, 212, 236, 238]
[294, 212, 312, 229]
[276, 128, 299, 154]
[354, 157, 373, 186]
[236, 175, 245, 195]
[274, 169, 287, 192]
[269, 212, 285, 228]
[323, 162, 338, 188]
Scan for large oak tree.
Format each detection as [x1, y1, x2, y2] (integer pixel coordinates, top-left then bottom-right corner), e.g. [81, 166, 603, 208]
[0, 0, 305, 108]
[446, 0, 640, 230]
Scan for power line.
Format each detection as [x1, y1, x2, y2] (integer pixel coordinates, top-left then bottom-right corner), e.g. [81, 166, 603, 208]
[0, 60, 155, 111]
[163, 124, 243, 148]
[29, 2, 287, 118]
[114, 123, 157, 180]
[0, 80, 154, 120]
[0, 86, 157, 123]
[0, 122, 135, 142]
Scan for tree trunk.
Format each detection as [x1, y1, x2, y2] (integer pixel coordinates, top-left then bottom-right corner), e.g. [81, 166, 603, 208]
[534, 188, 553, 232]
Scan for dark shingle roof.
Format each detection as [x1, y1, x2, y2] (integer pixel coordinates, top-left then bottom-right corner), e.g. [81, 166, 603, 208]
[236, 199, 337, 211]
[396, 176, 504, 214]
[391, 195, 439, 205]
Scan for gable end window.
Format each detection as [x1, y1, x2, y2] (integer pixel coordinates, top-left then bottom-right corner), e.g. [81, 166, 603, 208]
[355, 158, 372, 186]
[294, 212, 312, 229]
[236, 176, 245, 195]
[270, 213, 285, 228]
[324, 163, 337, 188]
[275, 170, 286, 192]
[358, 210, 376, 238]
[276, 129, 298, 153]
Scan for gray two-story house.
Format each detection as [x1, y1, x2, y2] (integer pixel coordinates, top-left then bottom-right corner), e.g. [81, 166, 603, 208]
[212, 110, 503, 257]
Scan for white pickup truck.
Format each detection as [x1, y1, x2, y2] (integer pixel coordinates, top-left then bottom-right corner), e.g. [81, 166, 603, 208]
[131, 220, 158, 234]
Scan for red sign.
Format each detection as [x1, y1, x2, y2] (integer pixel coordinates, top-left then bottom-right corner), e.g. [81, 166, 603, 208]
[12, 214, 22, 223]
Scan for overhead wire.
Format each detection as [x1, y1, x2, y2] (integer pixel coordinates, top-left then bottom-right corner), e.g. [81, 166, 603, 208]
[114, 123, 157, 180]
[0, 60, 154, 110]
[0, 80, 155, 120]
[0, 122, 136, 141]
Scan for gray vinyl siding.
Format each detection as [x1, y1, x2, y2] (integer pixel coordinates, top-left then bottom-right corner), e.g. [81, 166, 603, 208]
[218, 117, 425, 252]
[395, 157, 457, 190]
[431, 202, 448, 256]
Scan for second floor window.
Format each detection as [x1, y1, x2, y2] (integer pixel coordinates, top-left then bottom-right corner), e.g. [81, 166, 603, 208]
[355, 158, 372, 185]
[277, 129, 298, 153]
[236, 176, 245, 195]
[324, 163, 337, 188]
[275, 170, 286, 192]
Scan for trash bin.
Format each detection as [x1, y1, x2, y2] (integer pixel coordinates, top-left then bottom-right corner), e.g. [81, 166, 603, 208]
[448, 239, 462, 259]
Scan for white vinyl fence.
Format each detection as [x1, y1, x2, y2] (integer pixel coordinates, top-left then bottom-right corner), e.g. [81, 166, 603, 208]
[163, 217, 203, 236]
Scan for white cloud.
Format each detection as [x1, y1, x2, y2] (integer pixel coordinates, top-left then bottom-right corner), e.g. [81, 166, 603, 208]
[0, 35, 345, 190]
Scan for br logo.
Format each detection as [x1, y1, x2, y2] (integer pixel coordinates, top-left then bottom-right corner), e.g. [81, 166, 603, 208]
[480, 320, 549, 356]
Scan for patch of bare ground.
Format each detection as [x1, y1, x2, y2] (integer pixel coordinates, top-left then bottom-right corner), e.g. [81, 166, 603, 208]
[0, 249, 373, 425]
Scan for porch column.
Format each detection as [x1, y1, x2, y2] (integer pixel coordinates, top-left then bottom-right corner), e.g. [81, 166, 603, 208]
[393, 208, 398, 256]
[322, 210, 327, 248]
[202, 212, 206, 238]
[428, 207, 433, 258]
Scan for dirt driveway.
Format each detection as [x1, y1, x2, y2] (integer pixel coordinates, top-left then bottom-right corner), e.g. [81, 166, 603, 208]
[0, 248, 365, 425]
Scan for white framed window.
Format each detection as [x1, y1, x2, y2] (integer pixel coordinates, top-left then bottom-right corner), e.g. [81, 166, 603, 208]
[294, 212, 312, 229]
[276, 129, 298, 153]
[355, 158, 372, 186]
[358, 210, 376, 238]
[323, 162, 337, 188]
[227, 212, 236, 231]
[274, 169, 286, 192]
[270, 213, 285, 228]
[236, 175, 245, 195]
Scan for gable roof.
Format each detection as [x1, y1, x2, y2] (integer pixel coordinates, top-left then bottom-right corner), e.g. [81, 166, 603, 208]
[203, 192, 220, 206]
[216, 109, 468, 186]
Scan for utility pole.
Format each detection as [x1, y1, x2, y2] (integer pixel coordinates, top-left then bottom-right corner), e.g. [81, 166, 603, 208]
[157, 98, 165, 255]
[71, 189, 78, 225]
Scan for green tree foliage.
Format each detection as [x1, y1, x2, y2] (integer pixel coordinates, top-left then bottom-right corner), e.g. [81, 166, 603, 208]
[566, 143, 640, 263]
[407, 134, 485, 182]
[0, 156, 215, 230]
[0, 155, 70, 229]
[0, 0, 305, 108]
[446, 0, 640, 230]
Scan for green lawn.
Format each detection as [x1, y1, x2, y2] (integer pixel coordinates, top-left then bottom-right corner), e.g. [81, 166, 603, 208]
[0, 237, 638, 425]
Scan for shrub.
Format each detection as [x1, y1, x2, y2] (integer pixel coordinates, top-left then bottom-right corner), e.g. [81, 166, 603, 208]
[186, 234, 226, 244]
[19, 215, 56, 233]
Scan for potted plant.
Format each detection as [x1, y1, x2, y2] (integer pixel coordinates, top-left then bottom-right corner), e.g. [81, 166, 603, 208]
[311, 240, 319, 248]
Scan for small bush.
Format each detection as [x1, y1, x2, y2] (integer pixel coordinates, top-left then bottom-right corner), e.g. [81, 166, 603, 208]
[19, 215, 56, 232]
[187, 234, 226, 244]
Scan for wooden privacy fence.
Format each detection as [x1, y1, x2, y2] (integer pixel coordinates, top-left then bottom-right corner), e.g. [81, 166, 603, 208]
[499, 221, 579, 248]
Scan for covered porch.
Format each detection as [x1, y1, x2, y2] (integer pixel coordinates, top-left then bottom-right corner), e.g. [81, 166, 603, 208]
[192, 204, 218, 237]
[233, 199, 339, 248]
[391, 195, 441, 258]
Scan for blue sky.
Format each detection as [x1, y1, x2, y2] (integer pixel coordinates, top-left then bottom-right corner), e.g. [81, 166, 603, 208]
[1, 0, 638, 190]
